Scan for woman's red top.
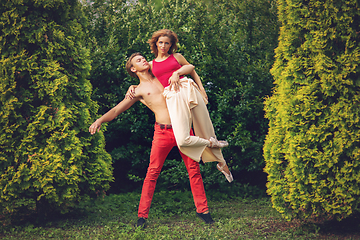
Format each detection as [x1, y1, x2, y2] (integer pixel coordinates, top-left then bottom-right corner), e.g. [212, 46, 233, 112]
[152, 54, 184, 88]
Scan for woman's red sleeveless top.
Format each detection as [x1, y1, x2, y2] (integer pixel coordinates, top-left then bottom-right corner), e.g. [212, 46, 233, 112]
[152, 54, 184, 88]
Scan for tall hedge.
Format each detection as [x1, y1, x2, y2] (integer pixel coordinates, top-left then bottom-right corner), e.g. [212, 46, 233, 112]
[0, 0, 113, 215]
[84, 0, 278, 190]
[264, 0, 360, 220]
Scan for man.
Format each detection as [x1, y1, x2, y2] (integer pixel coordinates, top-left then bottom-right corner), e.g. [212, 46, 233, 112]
[89, 53, 215, 228]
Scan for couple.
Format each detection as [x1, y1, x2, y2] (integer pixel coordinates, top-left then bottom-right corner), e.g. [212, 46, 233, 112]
[89, 29, 233, 228]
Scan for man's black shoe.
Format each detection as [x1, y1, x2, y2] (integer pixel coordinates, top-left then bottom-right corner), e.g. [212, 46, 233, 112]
[135, 217, 146, 229]
[196, 212, 215, 224]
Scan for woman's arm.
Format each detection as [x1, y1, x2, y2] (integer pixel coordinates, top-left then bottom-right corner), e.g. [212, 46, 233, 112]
[173, 53, 208, 101]
[173, 53, 194, 75]
[169, 53, 194, 91]
[190, 69, 208, 102]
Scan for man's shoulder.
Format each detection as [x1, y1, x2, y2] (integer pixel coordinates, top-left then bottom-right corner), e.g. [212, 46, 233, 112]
[135, 83, 146, 93]
[137, 79, 163, 93]
[136, 81, 154, 93]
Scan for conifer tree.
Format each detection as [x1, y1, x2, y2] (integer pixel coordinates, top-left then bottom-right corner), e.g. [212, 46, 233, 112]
[0, 0, 113, 214]
[264, 0, 360, 220]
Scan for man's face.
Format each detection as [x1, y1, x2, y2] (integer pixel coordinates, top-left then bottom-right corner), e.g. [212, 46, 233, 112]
[131, 55, 150, 73]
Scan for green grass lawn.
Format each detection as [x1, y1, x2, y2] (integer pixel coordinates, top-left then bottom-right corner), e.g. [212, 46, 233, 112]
[1, 185, 360, 239]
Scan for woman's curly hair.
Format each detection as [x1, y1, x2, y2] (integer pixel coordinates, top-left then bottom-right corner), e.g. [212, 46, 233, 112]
[147, 29, 178, 57]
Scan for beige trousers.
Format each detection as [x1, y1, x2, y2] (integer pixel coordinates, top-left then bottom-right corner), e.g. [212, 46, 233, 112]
[163, 77, 226, 164]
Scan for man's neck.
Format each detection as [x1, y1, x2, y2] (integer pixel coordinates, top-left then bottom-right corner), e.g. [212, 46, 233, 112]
[137, 70, 155, 83]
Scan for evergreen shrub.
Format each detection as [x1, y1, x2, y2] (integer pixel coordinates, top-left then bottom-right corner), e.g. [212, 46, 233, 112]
[264, 0, 360, 220]
[0, 0, 113, 215]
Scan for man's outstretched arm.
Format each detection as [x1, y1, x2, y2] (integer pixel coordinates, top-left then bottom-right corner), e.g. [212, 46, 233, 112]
[89, 97, 139, 135]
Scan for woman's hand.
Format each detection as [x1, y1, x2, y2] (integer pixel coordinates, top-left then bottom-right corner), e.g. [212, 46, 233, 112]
[125, 85, 137, 99]
[168, 71, 182, 92]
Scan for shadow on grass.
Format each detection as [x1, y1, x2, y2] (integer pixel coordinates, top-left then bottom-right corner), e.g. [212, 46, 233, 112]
[315, 212, 360, 239]
[271, 212, 360, 240]
[253, 213, 360, 239]
[0, 206, 87, 230]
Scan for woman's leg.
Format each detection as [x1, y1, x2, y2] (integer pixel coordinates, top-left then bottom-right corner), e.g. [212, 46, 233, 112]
[164, 80, 210, 162]
[189, 84, 232, 181]
[164, 78, 232, 181]
[190, 87, 226, 164]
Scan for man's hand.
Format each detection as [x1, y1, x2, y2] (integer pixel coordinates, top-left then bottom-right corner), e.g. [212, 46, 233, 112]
[125, 85, 137, 99]
[89, 119, 102, 135]
[168, 72, 182, 92]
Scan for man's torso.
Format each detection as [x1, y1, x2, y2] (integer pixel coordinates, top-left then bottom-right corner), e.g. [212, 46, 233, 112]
[136, 78, 172, 124]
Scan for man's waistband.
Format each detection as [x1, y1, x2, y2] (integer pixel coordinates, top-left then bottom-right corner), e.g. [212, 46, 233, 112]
[155, 122, 172, 129]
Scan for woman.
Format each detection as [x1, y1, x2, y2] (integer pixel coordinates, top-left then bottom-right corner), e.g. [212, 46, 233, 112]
[148, 29, 233, 182]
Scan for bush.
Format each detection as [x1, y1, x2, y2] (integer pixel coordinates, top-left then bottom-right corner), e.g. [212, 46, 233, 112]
[0, 0, 113, 216]
[264, 0, 360, 221]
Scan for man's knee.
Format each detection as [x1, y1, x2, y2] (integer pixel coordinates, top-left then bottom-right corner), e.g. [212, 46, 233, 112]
[187, 164, 201, 177]
[145, 166, 162, 180]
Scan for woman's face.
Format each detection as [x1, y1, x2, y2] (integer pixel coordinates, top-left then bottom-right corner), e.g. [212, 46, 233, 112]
[156, 36, 172, 55]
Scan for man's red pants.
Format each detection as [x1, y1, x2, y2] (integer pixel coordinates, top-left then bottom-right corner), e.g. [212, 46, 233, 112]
[138, 124, 209, 218]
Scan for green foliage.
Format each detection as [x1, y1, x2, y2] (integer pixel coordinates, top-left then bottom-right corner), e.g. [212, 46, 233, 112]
[207, 0, 278, 175]
[84, 0, 278, 189]
[0, 0, 113, 216]
[264, 0, 360, 221]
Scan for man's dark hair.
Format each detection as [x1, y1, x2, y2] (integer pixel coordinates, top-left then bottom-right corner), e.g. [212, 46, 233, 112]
[126, 52, 143, 78]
